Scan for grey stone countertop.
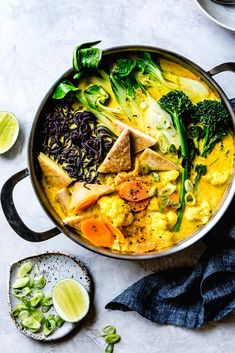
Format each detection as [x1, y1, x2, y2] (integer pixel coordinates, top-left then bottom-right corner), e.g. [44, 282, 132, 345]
[0, 0, 234, 352]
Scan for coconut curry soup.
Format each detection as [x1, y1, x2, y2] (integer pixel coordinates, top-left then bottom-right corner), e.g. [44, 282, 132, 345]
[38, 43, 234, 254]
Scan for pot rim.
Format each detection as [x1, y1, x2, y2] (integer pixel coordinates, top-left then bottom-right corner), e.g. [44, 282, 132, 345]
[28, 44, 235, 261]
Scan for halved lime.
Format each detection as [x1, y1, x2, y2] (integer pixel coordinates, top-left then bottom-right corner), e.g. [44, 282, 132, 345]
[0, 112, 19, 154]
[53, 278, 90, 323]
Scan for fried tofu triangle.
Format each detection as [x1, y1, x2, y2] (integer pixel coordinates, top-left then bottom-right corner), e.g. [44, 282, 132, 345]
[139, 148, 178, 171]
[114, 120, 156, 154]
[98, 128, 131, 173]
[38, 152, 72, 188]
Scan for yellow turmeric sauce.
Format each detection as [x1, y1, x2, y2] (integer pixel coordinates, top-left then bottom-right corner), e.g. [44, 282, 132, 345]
[41, 58, 234, 254]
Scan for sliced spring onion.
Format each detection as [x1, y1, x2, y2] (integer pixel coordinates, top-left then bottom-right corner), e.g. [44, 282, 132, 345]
[185, 192, 196, 206]
[13, 277, 29, 289]
[105, 344, 114, 353]
[170, 201, 181, 209]
[30, 292, 44, 307]
[159, 184, 176, 197]
[105, 334, 121, 344]
[10, 303, 27, 318]
[55, 315, 64, 328]
[12, 287, 31, 299]
[32, 277, 46, 289]
[31, 310, 45, 323]
[18, 310, 30, 321]
[169, 144, 177, 154]
[17, 262, 33, 278]
[185, 179, 194, 193]
[43, 315, 56, 337]
[100, 325, 116, 337]
[22, 317, 41, 333]
[43, 294, 53, 306]
[152, 172, 160, 182]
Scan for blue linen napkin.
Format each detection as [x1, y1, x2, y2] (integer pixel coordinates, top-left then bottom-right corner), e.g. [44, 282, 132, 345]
[105, 99, 235, 328]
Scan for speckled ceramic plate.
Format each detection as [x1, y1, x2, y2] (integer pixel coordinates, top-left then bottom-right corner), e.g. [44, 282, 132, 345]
[195, 0, 235, 31]
[8, 252, 91, 342]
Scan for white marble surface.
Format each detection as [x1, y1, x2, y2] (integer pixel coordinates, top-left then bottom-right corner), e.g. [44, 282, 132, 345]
[0, 0, 235, 352]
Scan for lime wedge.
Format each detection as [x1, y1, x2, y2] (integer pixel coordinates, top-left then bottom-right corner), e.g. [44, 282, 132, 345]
[0, 112, 19, 154]
[53, 278, 90, 322]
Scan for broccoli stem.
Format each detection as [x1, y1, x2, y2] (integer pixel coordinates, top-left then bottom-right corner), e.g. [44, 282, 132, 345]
[172, 112, 189, 232]
[201, 127, 210, 157]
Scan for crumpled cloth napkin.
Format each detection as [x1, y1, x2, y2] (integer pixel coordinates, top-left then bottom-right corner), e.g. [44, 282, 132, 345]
[106, 99, 235, 328]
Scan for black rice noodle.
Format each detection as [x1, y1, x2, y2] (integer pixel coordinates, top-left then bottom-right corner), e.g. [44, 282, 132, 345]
[41, 103, 116, 183]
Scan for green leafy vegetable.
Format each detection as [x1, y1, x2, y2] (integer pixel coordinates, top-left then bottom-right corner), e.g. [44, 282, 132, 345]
[73, 41, 102, 79]
[191, 100, 231, 157]
[53, 80, 81, 99]
[158, 90, 192, 231]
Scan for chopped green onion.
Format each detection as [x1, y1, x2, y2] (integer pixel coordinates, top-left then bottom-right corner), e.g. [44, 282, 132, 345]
[151, 172, 160, 182]
[104, 344, 114, 353]
[55, 315, 64, 328]
[31, 310, 45, 323]
[12, 287, 31, 299]
[185, 192, 196, 206]
[30, 292, 44, 307]
[41, 305, 51, 313]
[13, 277, 29, 289]
[32, 277, 46, 289]
[17, 262, 33, 278]
[22, 317, 41, 333]
[18, 310, 30, 321]
[185, 179, 194, 193]
[43, 315, 56, 337]
[169, 144, 177, 154]
[105, 334, 120, 344]
[159, 184, 176, 196]
[100, 325, 116, 337]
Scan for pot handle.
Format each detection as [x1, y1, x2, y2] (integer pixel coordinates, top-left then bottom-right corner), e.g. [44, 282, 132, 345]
[1, 168, 61, 242]
[208, 62, 235, 76]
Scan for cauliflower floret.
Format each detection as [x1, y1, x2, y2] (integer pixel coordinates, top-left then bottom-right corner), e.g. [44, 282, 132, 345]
[203, 171, 229, 186]
[148, 197, 159, 211]
[98, 195, 133, 228]
[159, 170, 179, 185]
[151, 212, 168, 231]
[184, 200, 211, 225]
[166, 211, 178, 229]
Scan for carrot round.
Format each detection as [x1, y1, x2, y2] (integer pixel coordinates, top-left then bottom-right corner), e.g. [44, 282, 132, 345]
[128, 198, 149, 212]
[118, 181, 149, 202]
[104, 221, 125, 243]
[134, 242, 156, 253]
[81, 219, 114, 247]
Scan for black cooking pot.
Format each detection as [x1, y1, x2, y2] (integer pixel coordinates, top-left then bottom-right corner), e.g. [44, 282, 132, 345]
[1, 46, 235, 260]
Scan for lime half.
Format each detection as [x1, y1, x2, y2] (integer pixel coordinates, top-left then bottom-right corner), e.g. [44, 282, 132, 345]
[0, 112, 19, 154]
[53, 278, 90, 323]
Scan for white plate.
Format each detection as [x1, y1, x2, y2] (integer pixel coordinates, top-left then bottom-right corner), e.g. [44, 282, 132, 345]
[8, 252, 91, 342]
[195, 0, 235, 31]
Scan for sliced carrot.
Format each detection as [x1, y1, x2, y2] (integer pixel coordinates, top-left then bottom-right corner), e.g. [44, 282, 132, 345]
[74, 195, 99, 212]
[169, 192, 179, 203]
[128, 198, 149, 212]
[118, 181, 150, 202]
[134, 242, 156, 253]
[81, 219, 114, 247]
[104, 221, 125, 243]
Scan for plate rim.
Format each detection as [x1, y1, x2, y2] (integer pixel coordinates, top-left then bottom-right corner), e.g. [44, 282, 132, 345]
[7, 251, 91, 342]
[194, 0, 235, 32]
